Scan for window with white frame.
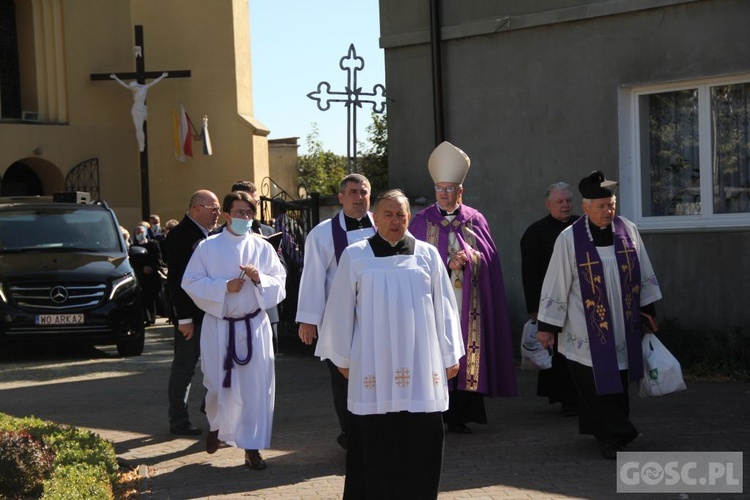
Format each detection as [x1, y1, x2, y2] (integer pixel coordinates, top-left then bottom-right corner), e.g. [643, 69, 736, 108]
[623, 76, 750, 230]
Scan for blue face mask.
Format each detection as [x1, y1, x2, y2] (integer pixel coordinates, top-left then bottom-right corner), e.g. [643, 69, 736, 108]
[229, 218, 252, 235]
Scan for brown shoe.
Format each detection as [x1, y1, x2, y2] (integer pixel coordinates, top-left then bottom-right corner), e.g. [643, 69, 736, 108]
[244, 449, 267, 470]
[206, 430, 221, 454]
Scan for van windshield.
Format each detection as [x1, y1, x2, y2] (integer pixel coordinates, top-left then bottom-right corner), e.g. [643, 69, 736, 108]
[0, 207, 123, 253]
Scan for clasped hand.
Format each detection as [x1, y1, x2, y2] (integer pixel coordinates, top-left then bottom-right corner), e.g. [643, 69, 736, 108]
[227, 265, 260, 293]
[449, 250, 468, 271]
[449, 249, 479, 271]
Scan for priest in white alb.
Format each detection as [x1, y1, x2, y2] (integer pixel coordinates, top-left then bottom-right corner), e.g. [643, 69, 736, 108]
[537, 171, 662, 460]
[182, 191, 286, 470]
[316, 189, 465, 499]
[296, 173, 375, 450]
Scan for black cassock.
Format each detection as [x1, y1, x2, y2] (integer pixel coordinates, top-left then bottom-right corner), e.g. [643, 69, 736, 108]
[520, 214, 579, 409]
[343, 234, 445, 500]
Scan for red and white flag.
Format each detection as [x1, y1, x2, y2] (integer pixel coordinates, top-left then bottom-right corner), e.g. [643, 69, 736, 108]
[173, 104, 193, 163]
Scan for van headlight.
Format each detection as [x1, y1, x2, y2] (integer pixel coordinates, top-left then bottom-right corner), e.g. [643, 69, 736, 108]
[110, 274, 137, 300]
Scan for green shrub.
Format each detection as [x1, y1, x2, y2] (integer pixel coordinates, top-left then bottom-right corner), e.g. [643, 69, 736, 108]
[655, 319, 749, 381]
[0, 414, 117, 499]
[43, 464, 113, 500]
[0, 430, 55, 499]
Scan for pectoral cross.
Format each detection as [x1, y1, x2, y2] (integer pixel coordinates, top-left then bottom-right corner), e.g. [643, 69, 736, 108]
[617, 244, 636, 281]
[90, 25, 191, 220]
[579, 251, 601, 295]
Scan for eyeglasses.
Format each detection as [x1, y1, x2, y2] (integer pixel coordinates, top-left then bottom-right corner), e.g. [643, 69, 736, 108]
[434, 186, 458, 193]
[230, 209, 255, 218]
[200, 204, 221, 213]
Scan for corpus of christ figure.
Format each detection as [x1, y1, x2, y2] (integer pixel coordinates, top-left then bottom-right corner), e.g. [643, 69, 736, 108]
[110, 71, 168, 152]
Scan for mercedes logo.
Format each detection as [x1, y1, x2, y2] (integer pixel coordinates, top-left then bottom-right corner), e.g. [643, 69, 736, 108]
[49, 286, 69, 304]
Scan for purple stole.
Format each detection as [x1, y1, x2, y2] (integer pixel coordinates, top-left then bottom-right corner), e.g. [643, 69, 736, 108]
[572, 216, 643, 395]
[331, 211, 375, 264]
[331, 212, 349, 264]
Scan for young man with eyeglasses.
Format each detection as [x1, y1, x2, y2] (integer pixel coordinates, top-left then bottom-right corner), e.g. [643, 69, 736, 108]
[229, 181, 285, 350]
[165, 190, 221, 437]
[409, 142, 518, 435]
[182, 191, 286, 470]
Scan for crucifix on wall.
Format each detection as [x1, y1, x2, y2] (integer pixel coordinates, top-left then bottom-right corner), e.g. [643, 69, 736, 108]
[90, 25, 191, 219]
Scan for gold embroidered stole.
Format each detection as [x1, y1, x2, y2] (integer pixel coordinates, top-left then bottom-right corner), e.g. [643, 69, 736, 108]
[425, 219, 483, 391]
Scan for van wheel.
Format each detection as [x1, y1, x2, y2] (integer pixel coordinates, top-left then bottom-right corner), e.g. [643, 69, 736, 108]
[117, 331, 145, 356]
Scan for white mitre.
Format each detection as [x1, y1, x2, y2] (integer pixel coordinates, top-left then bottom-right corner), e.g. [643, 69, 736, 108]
[428, 141, 471, 184]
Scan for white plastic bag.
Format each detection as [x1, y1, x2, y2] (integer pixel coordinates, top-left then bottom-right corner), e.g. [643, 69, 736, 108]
[639, 333, 687, 397]
[520, 319, 552, 371]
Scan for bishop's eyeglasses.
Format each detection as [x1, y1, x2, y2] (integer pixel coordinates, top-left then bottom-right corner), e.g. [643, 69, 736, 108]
[434, 186, 458, 193]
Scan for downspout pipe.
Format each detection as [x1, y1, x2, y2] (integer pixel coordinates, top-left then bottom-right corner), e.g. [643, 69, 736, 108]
[429, 0, 445, 146]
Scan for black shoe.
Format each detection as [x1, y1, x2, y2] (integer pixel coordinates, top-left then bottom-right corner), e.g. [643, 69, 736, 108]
[170, 421, 202, 436]
[336, 432, 348, 450]
[446, 422, 472, 434]
[206, 429, 221, 454]
[245, 450, 267, 470]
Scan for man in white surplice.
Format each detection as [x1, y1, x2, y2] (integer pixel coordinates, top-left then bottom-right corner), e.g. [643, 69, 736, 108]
[537, 171, 662, 460]
[182, 191, 286, 470]
[296, 173, 375, 450]
[316, 189, 464, 499]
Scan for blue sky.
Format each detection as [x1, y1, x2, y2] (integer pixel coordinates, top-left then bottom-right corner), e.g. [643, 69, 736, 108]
[250, 1, 385, 156]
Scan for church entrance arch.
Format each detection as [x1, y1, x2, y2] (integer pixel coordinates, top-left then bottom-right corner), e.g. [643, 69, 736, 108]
[0, 158, 64, 196]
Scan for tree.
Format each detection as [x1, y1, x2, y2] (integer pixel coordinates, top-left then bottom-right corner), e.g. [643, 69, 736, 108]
[358, 112, 388, 195]
[298, 123, 347, 195]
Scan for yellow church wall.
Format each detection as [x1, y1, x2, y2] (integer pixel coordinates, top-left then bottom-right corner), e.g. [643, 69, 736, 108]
[128, 0, 270, 228]
[0, 0, 271, 233]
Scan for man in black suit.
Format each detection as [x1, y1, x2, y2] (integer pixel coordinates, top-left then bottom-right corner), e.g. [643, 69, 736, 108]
[165, 189, 220, 436]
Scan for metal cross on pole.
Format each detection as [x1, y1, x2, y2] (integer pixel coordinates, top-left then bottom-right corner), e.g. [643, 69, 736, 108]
[307, 44, 386, 173]
[90, 25, 191, 220]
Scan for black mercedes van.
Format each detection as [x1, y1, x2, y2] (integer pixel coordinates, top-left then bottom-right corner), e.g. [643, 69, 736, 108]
[0, 194, 145, 356]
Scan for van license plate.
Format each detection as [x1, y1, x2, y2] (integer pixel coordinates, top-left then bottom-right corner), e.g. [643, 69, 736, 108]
[36, 314, 84, 325]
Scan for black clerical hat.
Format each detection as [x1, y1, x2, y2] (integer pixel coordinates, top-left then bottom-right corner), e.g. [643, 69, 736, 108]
[578, 170, 618, 199]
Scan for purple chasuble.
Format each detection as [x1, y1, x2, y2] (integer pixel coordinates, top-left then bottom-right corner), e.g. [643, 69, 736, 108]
[409, 204, 517, 397]
[572, 216, 644, 395]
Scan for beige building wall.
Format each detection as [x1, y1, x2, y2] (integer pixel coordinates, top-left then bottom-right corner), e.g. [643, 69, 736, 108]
[268, 137, 300, 199]
[0, 0, 271, 231]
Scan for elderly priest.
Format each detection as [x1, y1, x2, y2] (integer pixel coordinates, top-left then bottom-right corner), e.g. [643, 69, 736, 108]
[537, 170, 663, 459]
[316, 189, 465, 499]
